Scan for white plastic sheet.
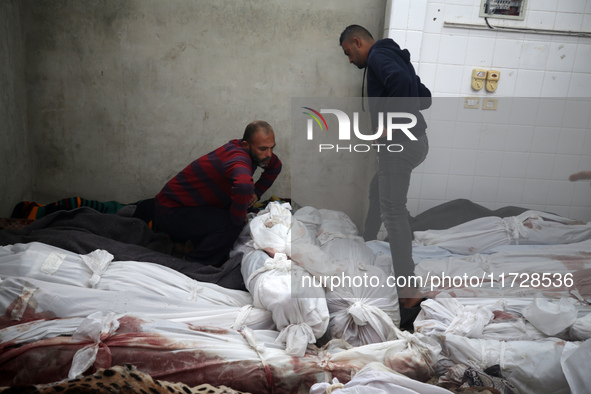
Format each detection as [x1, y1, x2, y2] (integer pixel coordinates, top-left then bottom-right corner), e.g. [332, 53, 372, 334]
[249, 202, 293, 256]
[290, 241, 346, 279]
[414, 241, 591, 298]
[249, 202, 345, 278]
[569, 313, 591, 340]
[0, 242, 112, 288]
[327, 327, 442, 383]
[326, 267, 400, 346]
[414, 295, 547, 341]
[414, 296, 493, 338]
[414, 210, 591, 254]
[290, 216, 319, 253]
[69, 311, 120, 379]
[241, 251, 329, 356]
[293, 205, 322, 242]
[321, 238, 376, 267]
[0, 276, 273, 330]
[0, 242, 255, 309]
[98, 260, 253, 307]
[316, 238, 401, 346]
[0, 317, 84, 347]
[325, 263, 400, 346]
[365, 240, 396, 277]
[440, 334, 573, 394]
[0, 314, 441, 391]
[309, 362, 452, 394]
[316, 209, 360, 246]
[80, 250, 113, 287]
[521, 297, 578, 337]
[560, 338, 591, 394]
[571, 268, 591, 303]
[6, 201, 591, 391]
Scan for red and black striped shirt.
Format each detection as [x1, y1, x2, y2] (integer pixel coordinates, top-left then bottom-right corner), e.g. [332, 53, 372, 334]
[156, 139, 282, 225]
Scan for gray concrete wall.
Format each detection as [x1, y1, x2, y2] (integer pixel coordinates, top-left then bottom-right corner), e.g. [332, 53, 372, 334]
[1, 0, 31, 217]
[21, 0, 385, 227]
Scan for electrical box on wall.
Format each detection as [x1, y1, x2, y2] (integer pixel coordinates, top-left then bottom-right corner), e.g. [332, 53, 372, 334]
[479, 0, 526, 20]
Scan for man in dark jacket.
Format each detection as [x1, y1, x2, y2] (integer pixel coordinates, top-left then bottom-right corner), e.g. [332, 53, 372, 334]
[340, 25, 431, 309]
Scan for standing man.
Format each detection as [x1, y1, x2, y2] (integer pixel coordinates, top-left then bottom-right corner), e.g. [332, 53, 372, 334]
[340, 25, 431, 309]
[154, 120, 282, 266]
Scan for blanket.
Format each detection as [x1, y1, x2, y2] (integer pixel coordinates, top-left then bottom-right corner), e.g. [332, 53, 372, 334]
[410, 199, 530, 232]
[11, 197, 127, 220]
[0, 207, 246, 291]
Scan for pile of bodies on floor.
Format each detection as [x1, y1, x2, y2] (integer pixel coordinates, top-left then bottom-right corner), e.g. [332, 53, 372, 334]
[1, 201, 590, 393]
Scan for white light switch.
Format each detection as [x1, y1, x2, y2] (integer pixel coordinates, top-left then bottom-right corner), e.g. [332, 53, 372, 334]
[471, 69, 487, 91]
[486, 70, 500, 92]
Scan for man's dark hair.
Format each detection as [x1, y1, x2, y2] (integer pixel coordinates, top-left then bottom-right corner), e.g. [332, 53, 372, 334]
[339, 25, 374, 46]
[243, 120, 273, 143]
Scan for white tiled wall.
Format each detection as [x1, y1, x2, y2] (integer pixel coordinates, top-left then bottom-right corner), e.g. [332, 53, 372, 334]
[384, 0, 591, 221]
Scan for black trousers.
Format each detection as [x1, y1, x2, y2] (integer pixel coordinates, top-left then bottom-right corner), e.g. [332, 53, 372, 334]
[154, 202, 244, 267]
[363, 172, 382, 241]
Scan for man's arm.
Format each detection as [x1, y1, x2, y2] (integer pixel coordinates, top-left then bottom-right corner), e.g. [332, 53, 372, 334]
[417, 76, 432, 110]
[229, 171, 255, 225]
[253, 154, 282, 199]
[369, 48, 431, 139]
[569, 171, 591, 182]
[224, 150, 256, 226]
[248, 194, 259, 208]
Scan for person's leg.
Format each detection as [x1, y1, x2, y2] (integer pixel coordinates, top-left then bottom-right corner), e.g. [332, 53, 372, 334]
[154, 203, 244, 266]
[185, 211, 244, 266]
[363, 171, 382, 241]
[378, 135, 428, 304]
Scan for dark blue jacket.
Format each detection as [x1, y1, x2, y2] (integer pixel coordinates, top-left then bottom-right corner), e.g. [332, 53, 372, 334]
[367, 38, 431, 142]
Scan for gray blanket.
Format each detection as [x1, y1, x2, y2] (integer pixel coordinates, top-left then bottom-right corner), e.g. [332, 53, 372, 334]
[0, 207, 246, 291]
[410, 198, 530, 232]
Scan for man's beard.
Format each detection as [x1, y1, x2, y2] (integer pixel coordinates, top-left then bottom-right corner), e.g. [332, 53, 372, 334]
[249, 149, 269, 168]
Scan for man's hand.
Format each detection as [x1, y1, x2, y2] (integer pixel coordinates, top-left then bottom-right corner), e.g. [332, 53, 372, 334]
[248, 194, 259, 208]
[569, 171, 591, 182]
